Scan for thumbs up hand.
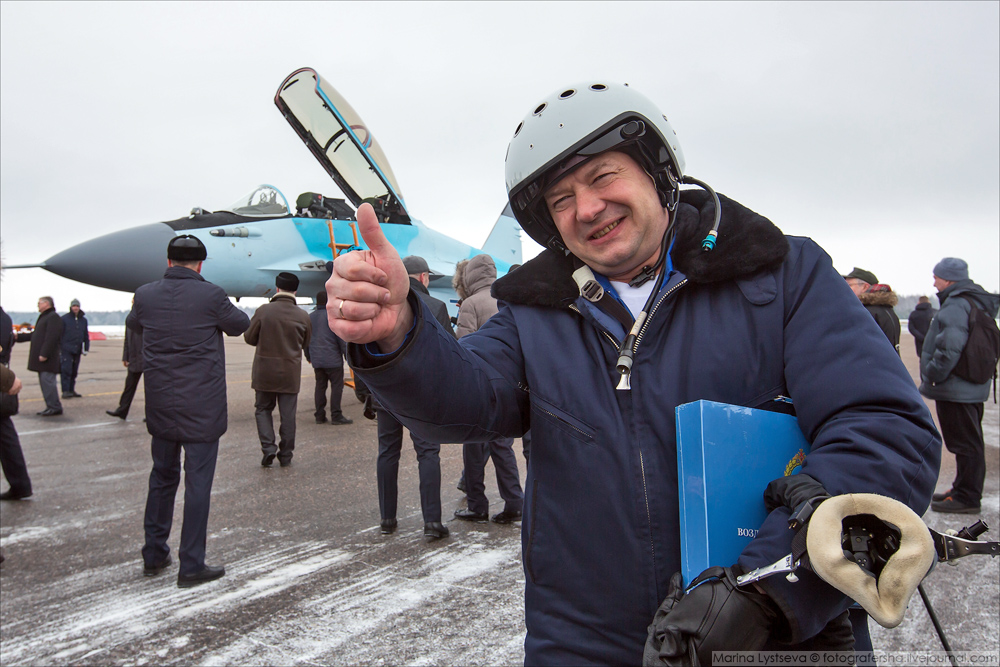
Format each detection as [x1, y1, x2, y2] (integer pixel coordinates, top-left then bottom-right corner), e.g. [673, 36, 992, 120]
[327, 203, 413, 350]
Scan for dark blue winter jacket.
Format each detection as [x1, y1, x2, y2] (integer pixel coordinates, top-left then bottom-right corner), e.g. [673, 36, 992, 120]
[128, 266, 249, 442]
[60, 310, 90, 355]
[349, 191, 940, 665]
[307, 308, 347, 369]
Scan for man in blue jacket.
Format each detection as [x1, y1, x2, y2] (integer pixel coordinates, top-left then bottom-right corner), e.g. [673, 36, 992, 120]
[59, 299, 89, 398]
[919, 257, 1000, 515]
[128, 235, 250, 587]
[326, 83, 940, 664]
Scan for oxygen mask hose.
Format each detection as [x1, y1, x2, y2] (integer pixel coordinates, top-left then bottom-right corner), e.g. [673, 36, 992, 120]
[615, 213, 675, 388]
[615, 176, 719, 387]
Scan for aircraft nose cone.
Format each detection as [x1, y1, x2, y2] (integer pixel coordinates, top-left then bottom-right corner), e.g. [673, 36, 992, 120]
[43, 223, 177, 292]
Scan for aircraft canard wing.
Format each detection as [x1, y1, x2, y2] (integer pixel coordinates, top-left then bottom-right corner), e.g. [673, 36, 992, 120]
[275, 68, 411, 225]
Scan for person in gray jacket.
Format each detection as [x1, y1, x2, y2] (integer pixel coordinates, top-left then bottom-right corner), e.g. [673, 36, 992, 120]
[128, 235, 250, 587]
[306, 291, 352, 425]
[920, 257, 1000, 514]
[453, 254, 524, 525]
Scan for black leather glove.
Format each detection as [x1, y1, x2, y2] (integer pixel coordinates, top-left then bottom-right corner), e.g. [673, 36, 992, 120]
[643, 567, 781, 666]
[763, 473, 829, 513]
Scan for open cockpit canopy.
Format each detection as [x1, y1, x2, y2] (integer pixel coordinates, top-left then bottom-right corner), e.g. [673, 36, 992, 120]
[275, 68, 410, 224]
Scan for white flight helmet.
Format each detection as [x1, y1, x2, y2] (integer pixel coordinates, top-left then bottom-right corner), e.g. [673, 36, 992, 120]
[505, 82, 686, 253]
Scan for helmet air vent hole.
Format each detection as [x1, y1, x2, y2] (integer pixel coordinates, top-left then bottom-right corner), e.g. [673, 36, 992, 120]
[559, 89, 576, 99]
[514, 122, 523, 137]
[559, 123, 564, 128]
[533, 103, 547, 116]
[591, 84, 607, 91]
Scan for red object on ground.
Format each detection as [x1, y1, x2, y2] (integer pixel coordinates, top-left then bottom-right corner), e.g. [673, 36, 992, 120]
[89, 331, 107, 341]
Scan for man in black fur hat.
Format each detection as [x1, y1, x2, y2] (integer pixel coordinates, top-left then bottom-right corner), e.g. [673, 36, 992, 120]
[245, 272, 311, 468]
[324, 83, 939, 664]
[129, 234, 250, 587]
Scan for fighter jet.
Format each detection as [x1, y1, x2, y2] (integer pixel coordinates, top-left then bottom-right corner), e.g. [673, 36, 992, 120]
[9, 67, 523, 312]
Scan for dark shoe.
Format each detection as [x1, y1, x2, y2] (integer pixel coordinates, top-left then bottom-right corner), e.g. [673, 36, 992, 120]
[491, 509, 522, 524]
[380, 518, 397, 535]
[424, 522, 450, 540]
[177, 564, 225, 588]
[143, 555, 172, 577]
[931, 497, 981, 514]
[315, 417, 328, 424]
[261, 453, 276, 467]
[279, 458, 292, 467]
[71, 391, 83, 398]
[453, 508, 489, 523]
[106, 409, 127, 420]
[38, 408, 63, 416]
[932, 489, 953, 502]
[330, 415, 353, 425]
[0, 489, 32, 501]
[62, 392, 75, 399]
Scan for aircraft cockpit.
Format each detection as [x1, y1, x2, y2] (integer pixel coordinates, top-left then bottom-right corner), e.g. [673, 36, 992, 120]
[223, 185, 291, 217]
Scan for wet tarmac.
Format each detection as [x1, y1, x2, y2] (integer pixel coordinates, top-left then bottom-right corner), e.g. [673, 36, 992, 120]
[1, 332, 997, 665]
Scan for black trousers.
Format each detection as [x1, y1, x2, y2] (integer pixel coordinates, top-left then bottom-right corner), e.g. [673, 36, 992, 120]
[60, 352, 81, 394]
[376, 408, 442, 523]
[255, 391, 298, 463]
[0, 415, 32, 496]
[114, 371, 142, 417]
[462, 438, 523, 515]
[313, 367, 345, 420]
[143, 437, 218, 575]
[936, 400, 985, 505]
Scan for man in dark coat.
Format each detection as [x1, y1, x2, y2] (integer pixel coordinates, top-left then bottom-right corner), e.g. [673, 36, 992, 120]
[21, 296, 64, 416]
[59, 299, 90, 399]
[245, 272, 312, 467]
[306, 291, 351, 425]
[1, 335, 33, 501]
[0, 306, 14, 366]
[327, 83, 939, 663]
[844, 267, 901, 354]
[908, 296, 937, 358]
[128, 235, 250, 587]
[373, 255, 455, 541]
[107, 301, 143, 420]
[919, 257, 1000, 515]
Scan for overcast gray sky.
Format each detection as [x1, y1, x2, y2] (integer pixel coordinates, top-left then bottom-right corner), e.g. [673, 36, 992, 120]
[1, 1, 997, 314]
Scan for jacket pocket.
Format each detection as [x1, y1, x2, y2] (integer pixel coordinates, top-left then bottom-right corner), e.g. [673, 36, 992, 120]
[530, 394, 596, 444]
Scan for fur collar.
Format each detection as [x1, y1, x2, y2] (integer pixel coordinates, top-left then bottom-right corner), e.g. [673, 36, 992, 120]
[493, 190, 789, 308]
[858, 290, 898, 308]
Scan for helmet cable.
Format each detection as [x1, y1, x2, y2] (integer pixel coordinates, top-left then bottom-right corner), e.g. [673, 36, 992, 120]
[613, 176, 720, 387]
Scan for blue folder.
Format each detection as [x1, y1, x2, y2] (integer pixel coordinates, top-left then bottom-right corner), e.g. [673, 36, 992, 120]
[675, 399, 811, 585]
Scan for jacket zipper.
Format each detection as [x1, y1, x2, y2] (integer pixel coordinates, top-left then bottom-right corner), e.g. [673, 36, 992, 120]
[631, 278, 688, 363]
[638, 449, 656, 582]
